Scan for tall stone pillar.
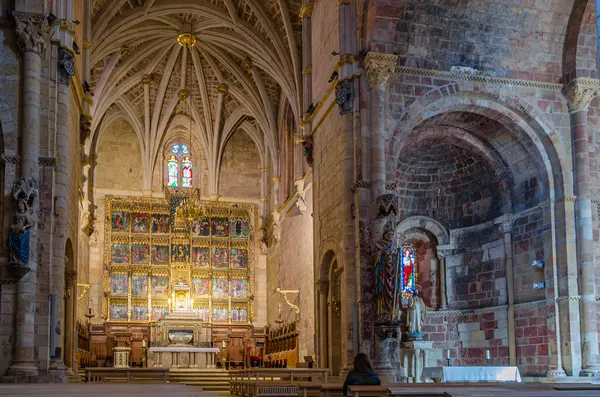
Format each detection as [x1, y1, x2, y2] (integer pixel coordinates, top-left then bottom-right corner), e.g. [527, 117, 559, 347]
[363, 52, 398, 241]
[500, 217, 517, 367]
[6, 12, 51, 379]
[317, 279, 328, 369]
[298, 0, 314, 181]
[49, 48, 76, 377]
[562, 77, 600, 375]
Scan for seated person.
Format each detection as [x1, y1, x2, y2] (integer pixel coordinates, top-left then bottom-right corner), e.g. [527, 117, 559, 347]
[343, 353, 381, 396]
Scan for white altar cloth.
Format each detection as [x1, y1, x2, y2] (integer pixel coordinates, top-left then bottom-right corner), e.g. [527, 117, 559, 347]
[149, 347, 220, 353]
[421, 366, 522, 383]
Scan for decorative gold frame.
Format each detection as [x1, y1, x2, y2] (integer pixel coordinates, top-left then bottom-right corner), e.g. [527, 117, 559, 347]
[102, 189, 256, 324]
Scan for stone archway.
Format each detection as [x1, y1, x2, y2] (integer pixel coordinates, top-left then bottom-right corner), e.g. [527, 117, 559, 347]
[317, 248, 344, 375]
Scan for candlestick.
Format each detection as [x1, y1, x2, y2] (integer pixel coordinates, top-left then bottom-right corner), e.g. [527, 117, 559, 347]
[446, 349, 451, 359]
[485, 350, 490, 360]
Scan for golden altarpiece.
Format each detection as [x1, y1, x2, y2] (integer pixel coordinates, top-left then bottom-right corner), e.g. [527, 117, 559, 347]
[90, 189, 262, 368]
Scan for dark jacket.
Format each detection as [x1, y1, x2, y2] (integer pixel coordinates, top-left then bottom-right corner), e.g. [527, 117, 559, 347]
[342, 369, 381, 396]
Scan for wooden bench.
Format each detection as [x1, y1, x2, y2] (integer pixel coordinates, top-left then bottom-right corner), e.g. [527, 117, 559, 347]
[230, 368, 331, 396]
[318, 383, 344, 397]
[85, 367, 169, 383]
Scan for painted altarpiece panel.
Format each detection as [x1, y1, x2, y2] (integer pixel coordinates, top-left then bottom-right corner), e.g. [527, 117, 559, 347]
[103, 192, 255, 324]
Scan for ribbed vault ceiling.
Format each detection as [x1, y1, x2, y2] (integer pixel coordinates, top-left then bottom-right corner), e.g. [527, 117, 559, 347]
[90, 0, 302, 191]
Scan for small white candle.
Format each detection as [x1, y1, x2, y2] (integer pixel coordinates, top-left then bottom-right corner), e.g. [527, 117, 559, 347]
[446, 350, 451, 359]
[485, 350, 490, 360]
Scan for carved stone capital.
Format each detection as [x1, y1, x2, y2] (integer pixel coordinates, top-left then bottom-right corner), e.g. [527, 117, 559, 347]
[13, 12, 52, 55]
[58, 48, 75, 86]
[562, 77, 600, 114]
[363, 52, 398, 90]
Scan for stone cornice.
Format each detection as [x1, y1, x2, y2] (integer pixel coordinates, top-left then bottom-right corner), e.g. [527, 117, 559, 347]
[363, 52, 399, 89]
[427, 300, 547, 317]
[13, 12, 52, 55]
[562, 77, 600, 114]
[397, 66, 564, 91]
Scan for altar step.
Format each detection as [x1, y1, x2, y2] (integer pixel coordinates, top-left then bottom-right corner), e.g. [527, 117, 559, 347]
[167, 368, 230, 393]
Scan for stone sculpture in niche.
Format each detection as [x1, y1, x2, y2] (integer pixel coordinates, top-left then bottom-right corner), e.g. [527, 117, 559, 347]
[373, 221, 401, 324]
[8, 178, 37, 271]
[301, 136, 313, 166]
[335, 80, 353, 114]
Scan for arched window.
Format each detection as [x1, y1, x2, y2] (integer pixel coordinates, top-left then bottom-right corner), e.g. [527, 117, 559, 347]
[401, 245, 416, 297]
[167, 155, 179, 187]
[182, 156, 193, 187]
[167, 143, 193, 188]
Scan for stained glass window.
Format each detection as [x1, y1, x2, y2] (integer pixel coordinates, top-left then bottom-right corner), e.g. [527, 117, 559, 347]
[168, 155, 179, 187]
[171, 144, 180, 154]
[182, 144, 189, 154]
[182, 156, 193, 188]
[401, 245, 416, 297]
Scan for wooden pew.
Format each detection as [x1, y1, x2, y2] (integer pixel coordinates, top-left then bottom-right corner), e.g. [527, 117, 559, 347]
[85, 367, 169, 383]
[348, 384, 415, 397]
[230, 368, 331, 396]
[318, 383, 344, 397]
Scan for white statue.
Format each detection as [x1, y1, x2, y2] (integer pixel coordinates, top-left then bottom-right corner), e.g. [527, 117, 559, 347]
[407, 290, 427, 335]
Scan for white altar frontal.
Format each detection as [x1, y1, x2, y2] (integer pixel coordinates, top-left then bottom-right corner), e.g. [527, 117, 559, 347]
[148, 347, 220, 368]
[421, 366, 522, 383]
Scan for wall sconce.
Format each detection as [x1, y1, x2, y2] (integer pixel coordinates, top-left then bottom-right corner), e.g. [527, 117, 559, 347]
[533, 281, 545, 290]
[531, 260, 544, 269]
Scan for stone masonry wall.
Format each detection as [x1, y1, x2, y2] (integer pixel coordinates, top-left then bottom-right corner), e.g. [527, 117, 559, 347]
[219, 130, 261, 199]
[369, 0, 576, 83]
[95, 118, 143, 191]
[270, 192, 315, 359]
[311, 1, 339, 103]
[446, 226, 506, 311]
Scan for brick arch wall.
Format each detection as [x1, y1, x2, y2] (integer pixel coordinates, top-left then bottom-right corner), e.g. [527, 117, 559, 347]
[218, 129, 261, 199]
[367, 0, 584, 83]
[396, 138, 509, 229]
[386, 87, 567, 201]
[563, 0, 597, 81]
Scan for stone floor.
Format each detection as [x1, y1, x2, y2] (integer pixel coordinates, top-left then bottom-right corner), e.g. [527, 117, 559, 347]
[0, 384, 219, 397]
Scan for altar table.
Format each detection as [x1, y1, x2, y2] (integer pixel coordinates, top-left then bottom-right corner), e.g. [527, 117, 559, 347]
[421, 366, 522, 383]
[149, 347, 220, 368]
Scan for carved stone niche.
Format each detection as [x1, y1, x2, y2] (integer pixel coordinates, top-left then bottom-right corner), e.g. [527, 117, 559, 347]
[335, 80, 353, 115]
[376, 194, 398, 219]
[80, 115, 92, 144]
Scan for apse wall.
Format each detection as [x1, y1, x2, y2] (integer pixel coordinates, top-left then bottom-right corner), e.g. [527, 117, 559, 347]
[219, 131, 261, 199]
[95, 118, 143, 191]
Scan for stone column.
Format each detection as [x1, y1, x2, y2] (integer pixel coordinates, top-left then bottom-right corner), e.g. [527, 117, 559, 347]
[6, 12, 51, 379]
[563, 78, 600, 375]
[501, 217, 517, 367]
[317, 279, 328, 369]
[64, 269, 77, 370]
[49, 47, 76, 377]
[298, 0, 314, 181]
[363, 52, 398, 240]
[436, 250, 448, 310]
